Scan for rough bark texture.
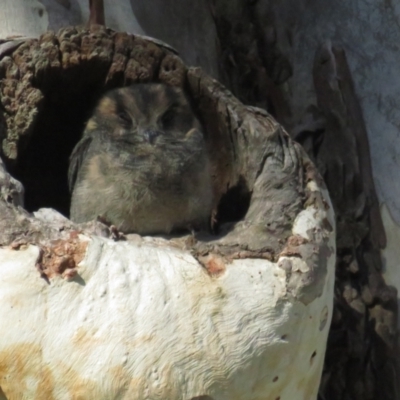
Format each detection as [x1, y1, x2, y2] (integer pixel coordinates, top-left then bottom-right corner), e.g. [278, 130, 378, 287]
[206, 1, 399, 399]
[0, 26, 337, 400]
[209, 0, 291, 125]
[188, 68, 308, 260]
[0, 25, 317, 268]
[311, 42, 398, 400]
[0, 10, 397, 397]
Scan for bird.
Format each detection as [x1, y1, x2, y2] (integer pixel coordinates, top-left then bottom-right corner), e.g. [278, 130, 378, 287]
[68, 83, 213, 235]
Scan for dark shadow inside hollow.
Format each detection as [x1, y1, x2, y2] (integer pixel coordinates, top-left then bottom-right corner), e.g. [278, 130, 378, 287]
[6, 79, 252, 228]
[9, 84, 103, 217]
[215, 177, 251, 226]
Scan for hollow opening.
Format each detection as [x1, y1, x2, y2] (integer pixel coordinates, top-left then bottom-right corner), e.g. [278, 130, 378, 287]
[215, 177, 251, 227]
[9, 84, 105, 217]
[5, 80, 252, 231]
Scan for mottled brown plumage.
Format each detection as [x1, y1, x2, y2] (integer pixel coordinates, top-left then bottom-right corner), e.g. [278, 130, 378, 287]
[68, 83, 212, 234]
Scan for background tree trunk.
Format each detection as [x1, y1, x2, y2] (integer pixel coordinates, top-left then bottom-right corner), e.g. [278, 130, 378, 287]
[0, 1, 399, 399]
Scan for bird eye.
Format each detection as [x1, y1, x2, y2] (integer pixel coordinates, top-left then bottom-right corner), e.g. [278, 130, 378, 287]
[160, 109, 175, 129]
[118, 111, 132, 126]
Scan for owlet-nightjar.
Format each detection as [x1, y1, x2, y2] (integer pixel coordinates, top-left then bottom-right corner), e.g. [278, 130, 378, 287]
[68, 83, 213, 234]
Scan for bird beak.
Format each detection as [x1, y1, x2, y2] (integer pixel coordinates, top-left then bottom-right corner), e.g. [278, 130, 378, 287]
[142, 129, 161, 144]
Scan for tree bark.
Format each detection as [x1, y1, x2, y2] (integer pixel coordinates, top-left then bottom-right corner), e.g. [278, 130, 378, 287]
[0, 1, 398, 399]
[204, 2, 399, 398]
[0, 25, 335, 400]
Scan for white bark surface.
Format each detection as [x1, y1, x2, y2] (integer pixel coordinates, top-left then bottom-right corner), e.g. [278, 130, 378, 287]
[0, 180, 335, 399]
[381, 203, 400, 325]
[0, 0, 49, 38]
[3, 0, 387, 396]
[0, 0, 144, 38]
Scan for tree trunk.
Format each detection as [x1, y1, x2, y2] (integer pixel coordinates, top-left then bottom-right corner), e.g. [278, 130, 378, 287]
[0, 24, 335, 399]
[0, 1, 399, 399]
